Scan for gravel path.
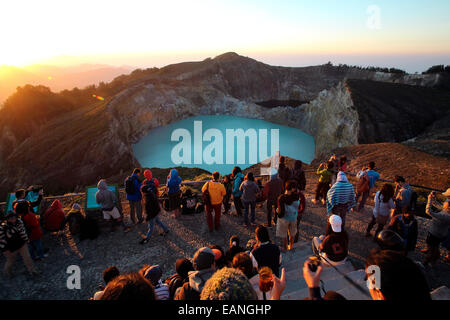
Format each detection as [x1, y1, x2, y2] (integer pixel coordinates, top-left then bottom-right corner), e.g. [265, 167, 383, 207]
[1, 184, 449, 300]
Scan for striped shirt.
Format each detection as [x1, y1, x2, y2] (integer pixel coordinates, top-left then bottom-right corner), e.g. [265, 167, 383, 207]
[154, 281, 170, 300]
[326, 182, 356, 214]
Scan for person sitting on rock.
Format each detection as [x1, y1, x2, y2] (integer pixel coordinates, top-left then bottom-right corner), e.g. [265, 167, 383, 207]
[312, 215, 349, 266]
[365, 249, 431, 300]
[142, 265, 170, 300]
[388, 210, 418, 256]
[43, 200, 66, 232]
[225, 235, 245, 265]
[165, 258, 194, 300]
[326, 171, 355, 229]
[175, 247, 216, 300]
[250, 225, 281, 277]
[100, 273, 156, 300]
[181, 189, 198, 215]
[0, 211, 39, 278]
[93, 266, 120, 300]
[313, 161, 334, 205]
[422, 190, 450, 266]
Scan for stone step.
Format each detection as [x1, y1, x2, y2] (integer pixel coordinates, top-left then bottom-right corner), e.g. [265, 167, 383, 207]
[322, 269, 366, 292]
[283, 277, 308, 294]
[281, 242, 312, 264]
[285, 259, 355, 283]
[431, 286, 450, 300]
[281, 286, 310, 300]
[336, 279, 371, 300]
[282, 252, 314, 272]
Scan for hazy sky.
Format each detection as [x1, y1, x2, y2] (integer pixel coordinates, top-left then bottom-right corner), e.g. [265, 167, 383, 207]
[1, 0, 449, 73]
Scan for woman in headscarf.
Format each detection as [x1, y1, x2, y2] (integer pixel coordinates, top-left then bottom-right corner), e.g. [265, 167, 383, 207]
[166, 169, 182, 219]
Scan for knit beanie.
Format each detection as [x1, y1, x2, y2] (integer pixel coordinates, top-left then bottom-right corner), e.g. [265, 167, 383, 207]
[200, 268, 257, 300]
[72, 203, 81, 211]
[143, 265, 163, 286]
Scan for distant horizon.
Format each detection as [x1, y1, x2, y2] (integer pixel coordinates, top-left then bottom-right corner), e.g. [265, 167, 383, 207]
[2, 51, 449, 75]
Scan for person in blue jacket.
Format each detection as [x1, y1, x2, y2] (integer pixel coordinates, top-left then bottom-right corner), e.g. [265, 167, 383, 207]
[232, 167, 245, 216]
[125, 168, 143, 224]
[167, 169, 182, 219]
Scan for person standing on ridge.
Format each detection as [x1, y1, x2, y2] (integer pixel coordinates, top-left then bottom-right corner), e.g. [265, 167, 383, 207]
[231, 167, 245, 217]
[202, 171, 226, 232]
[393, 176, 415, 216]
[326, 171, 355, 229]
[239, 172, 260, 227]
[313, 161, 334, 206]
[125, 168, 143, 224]
[366, 183, 396, 239]
[263, 168, 283, 228]
[354, 161, 380, 213]
[166, 169, 182, 219]
[278, 156, 292, 191]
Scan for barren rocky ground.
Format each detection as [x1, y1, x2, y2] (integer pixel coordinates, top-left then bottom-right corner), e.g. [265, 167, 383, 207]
[0, 173, 449, 300]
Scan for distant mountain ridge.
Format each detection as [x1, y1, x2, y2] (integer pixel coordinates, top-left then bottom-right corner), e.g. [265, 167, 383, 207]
[0, 64, 133, 104]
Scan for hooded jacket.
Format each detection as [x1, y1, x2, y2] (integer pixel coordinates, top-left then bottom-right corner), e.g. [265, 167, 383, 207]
[43, 200, 66, 231]
[22, 211, 43, 241]
[125, 173, 142, 201]
[232, 172, 245, 197]
[167, 169, 182, 194]
[95, 180, 117, 211]
[326, 172, 356, 214]
[174, 268, 215, 300]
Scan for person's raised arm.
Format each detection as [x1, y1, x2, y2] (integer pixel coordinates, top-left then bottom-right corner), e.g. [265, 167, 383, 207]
[270, 268, 286, 300]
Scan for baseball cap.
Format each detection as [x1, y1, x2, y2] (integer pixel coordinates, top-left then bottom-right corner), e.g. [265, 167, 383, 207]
[329, 215, 342, 233]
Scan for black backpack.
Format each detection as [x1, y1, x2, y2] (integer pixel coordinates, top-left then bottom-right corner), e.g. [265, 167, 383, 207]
[144, 189, 161, 220]
[125, 176, 136, 194]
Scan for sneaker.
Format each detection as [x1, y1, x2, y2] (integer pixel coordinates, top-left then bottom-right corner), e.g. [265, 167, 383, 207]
[159, 230, 170, 236]
[139, 238, 149, 245]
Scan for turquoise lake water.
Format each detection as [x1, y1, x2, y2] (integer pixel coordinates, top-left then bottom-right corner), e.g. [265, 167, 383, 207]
[132, 115, 315, 175]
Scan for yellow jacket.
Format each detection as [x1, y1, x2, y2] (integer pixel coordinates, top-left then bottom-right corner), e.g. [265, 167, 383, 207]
[202, 180, 226, 205]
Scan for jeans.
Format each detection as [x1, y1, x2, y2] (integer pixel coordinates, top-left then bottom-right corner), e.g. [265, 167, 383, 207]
[129, 200, 143, 223]
[243, 201, 256, 225]
[28, 239, 44, 260]
[206, 204, 222, 231]
[355, 189, 370, 211]
[233, 195, 243, 216]
[145, 216, 169, 239]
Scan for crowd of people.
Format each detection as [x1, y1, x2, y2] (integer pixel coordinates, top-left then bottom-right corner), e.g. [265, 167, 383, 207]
[0, 154, 449, 301]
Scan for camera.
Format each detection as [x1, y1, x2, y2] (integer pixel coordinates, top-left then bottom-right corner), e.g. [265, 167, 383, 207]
[307, 256, 321, 272]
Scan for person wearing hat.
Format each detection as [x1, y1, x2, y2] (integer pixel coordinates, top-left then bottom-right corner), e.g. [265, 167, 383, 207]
[422, 189, 450, 266]
[312, 215, 349, 266]
[165, 258, 194, 299]
[0, 211, 38, 277]
[326, 171, 356, 229]
[175, 247, 216, 300]
[61, 203, 85, 236]
[142, 265, 169, 300]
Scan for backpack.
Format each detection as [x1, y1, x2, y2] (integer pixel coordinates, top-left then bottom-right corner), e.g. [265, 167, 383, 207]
[356, 172, 370, 194]
[125, 176, 136, 194]
[202, 182, 212, 207]
[144, 190, 161, 220]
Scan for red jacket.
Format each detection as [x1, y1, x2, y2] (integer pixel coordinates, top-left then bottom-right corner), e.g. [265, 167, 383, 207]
[43, 200, 66, 231]
[22, 212, 43, 241]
